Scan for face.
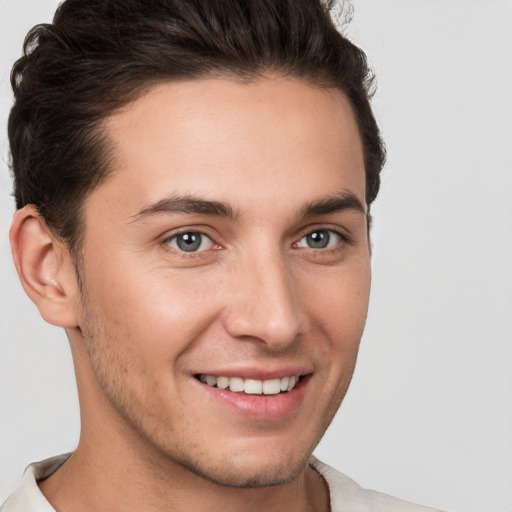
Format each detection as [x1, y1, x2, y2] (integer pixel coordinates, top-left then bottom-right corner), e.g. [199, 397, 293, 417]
[72, 77, 370, 487]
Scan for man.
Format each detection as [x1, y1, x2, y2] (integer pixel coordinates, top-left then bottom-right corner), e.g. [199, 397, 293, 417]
[2, 0, 444, 511]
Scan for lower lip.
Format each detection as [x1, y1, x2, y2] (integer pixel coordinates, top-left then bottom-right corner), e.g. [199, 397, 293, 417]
[195, 375, 311, 420]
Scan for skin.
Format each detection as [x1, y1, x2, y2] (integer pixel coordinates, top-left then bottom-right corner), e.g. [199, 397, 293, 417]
[11, 77, 370, 512]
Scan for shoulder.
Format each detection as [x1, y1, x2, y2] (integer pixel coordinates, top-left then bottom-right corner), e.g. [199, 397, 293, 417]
[1, 454, 70, 512]
[310, 456, 446, 512]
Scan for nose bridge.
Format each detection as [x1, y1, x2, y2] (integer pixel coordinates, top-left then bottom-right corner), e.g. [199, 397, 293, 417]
[224, 246, 305, 348]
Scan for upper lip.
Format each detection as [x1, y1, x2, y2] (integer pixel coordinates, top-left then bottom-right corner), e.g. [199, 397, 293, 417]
[193, 365, 313, 380]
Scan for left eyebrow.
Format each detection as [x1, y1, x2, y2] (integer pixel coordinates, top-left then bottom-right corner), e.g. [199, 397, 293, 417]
[298, 191, 366, 219]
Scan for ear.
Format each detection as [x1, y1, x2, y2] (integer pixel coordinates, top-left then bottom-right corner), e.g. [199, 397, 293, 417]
[10, 205, 79, 328]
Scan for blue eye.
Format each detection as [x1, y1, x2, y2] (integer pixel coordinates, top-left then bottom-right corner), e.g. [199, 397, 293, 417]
[166, 232, 213, 252]
[297, 230, 341, 249]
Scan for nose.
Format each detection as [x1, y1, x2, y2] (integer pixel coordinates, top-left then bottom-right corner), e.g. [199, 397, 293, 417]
[223, 249, 308, 349]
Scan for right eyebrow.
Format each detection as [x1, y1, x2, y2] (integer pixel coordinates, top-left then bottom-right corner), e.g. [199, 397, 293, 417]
[130, 195, 240, 222]
[297, 190, 366, 219]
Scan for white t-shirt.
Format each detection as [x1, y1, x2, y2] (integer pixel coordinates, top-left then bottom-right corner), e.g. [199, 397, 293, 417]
[1, 454, 444, 512]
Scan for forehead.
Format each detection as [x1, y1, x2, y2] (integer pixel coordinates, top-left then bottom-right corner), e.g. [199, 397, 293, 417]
[93, 77, 365, 219]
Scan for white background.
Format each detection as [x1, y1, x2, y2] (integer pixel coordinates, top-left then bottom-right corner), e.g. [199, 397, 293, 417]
[1, 1, 511, 511]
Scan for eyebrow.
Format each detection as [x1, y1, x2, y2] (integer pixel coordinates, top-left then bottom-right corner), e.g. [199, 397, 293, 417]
[131, 190, 365, 223]
[131, 195, 239, 222]
[298, 191, 366, 218]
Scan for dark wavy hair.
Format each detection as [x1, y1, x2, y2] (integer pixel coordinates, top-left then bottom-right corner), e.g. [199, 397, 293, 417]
[9, 0, 385, 256]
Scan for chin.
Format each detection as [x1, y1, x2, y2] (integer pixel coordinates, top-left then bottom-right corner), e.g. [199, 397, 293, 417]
[174, 450, 309, 489]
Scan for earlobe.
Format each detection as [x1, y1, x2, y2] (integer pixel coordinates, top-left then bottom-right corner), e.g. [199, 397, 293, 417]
[10, 205, 79, 328]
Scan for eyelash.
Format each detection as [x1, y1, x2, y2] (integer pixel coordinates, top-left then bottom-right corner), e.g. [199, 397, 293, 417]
[294, 229, 345, 251]
[162, 230, 220, 259]
[162, 227, 349, 257]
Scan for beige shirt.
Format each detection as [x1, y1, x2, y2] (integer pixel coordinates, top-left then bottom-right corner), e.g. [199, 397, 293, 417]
[1, 454, 444, 512]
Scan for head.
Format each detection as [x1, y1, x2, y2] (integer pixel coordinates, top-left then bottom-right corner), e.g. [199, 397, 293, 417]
[9, 0, 385, 490]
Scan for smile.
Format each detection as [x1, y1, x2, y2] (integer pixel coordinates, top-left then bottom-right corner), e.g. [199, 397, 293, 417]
[196, 374, 300, 395]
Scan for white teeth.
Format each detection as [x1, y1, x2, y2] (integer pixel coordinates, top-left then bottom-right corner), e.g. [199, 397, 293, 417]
[263, 378, 281, 395]
[216, 376, 229, 389]
[198, 374, 300, 394]
[244, 379, 263, 394]
[229, 377, 245, 392]
[205, 375, 217, 386]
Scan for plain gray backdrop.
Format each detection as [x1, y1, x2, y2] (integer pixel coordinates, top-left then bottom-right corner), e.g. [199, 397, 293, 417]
[1, 1, 511, 511]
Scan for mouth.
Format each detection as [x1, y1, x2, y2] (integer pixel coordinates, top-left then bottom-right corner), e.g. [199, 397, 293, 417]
[195, 374, 301, 395]
[193, 369, 312, 419]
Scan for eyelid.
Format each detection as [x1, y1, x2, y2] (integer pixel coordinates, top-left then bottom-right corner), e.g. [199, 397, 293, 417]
[295, 222, 350, 241]
[160, 224, 219, 242]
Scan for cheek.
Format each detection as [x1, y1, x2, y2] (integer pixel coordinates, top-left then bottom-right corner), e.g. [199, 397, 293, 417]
[82, 260, 226, 363]
[305, 260, 371, 339]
